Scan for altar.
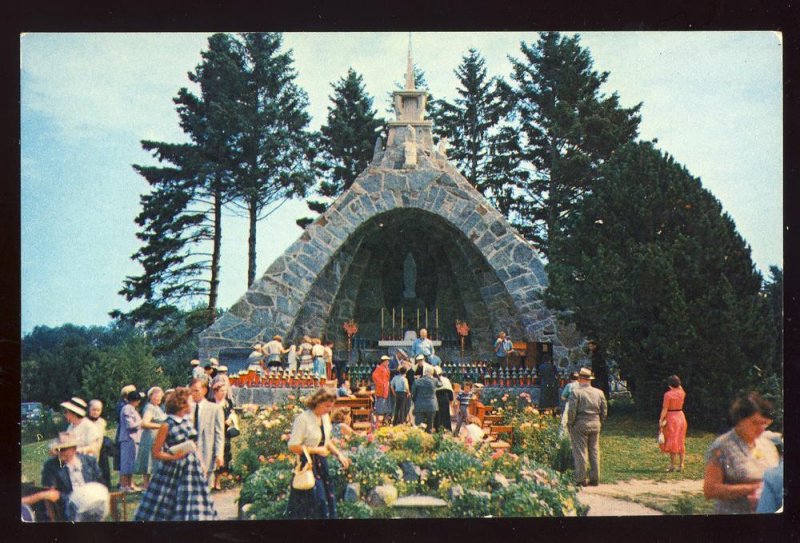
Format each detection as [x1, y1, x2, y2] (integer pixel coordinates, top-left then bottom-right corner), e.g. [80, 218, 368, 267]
[377, 340, 442, 348]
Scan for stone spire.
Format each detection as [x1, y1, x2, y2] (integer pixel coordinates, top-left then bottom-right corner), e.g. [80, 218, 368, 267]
[405, 32, 415, 90]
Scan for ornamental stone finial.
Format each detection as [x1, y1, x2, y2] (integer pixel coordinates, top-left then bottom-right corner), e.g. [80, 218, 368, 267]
[405, 32, 415, 91]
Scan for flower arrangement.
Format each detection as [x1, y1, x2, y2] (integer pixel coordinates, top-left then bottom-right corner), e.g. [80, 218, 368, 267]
[343, 319, 359, 337]
[234, 393, 580, 520]
[455, 320, 470, 337]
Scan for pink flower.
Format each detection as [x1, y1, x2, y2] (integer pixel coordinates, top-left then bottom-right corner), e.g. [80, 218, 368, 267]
[367, 433, 375, 443]
[258, 455, 266, 463]
[287, 395, 296, 400]
[465, 436, 474, 445]
[378, 445, 389, 453]
[351, 446, 357, 452]
[268, 457, 275, 463]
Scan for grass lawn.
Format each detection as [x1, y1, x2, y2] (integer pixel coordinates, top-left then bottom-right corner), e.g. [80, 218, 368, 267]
[601, 410, 716, 483]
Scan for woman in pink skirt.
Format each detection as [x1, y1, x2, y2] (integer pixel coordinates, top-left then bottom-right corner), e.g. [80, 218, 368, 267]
[658, 375, 688, 472]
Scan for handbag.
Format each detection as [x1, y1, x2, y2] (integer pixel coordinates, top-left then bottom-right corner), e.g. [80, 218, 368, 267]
[657, 431, 665, 445]
[292, 446, 315, 490]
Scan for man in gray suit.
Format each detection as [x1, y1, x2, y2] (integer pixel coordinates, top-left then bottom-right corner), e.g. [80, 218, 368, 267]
[567, 367, 608, 486]
[189, 378, 225, 486]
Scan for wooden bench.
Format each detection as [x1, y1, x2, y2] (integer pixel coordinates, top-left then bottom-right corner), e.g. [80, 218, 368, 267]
[109, 491, 128, 521]
[488, 425, 513, 450]
[482, 414, 504, 429]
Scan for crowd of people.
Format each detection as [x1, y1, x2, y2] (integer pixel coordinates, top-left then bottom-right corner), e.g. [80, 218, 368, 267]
[23, 359, 239, 522]
[23, 332, 783, 521]
[247, 335, 335, 379]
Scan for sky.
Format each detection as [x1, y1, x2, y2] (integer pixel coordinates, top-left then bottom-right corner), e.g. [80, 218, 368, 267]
[19, 31, 783, 334]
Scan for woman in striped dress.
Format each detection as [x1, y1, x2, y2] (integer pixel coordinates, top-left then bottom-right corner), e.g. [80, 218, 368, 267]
[134, 387, 217, 521]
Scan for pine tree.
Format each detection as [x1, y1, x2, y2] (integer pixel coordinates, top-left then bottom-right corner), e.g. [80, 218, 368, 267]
[434, 49, 507, 202]
[297, 68, 384, 227]
[113, 33, 242, 333]
[227, 33, 315, 286]
[507, 32, 642, 255]
[547, 142, 773, 429]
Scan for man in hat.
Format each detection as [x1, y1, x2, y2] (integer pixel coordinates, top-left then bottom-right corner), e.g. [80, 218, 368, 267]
[60, 399, 101, 458]
[372, 356, 392, 426]
[190, 378, 225, 487]
[29, 432, 105, 520]
[567, 367, 608, 486]
[191, 359, 205, 380]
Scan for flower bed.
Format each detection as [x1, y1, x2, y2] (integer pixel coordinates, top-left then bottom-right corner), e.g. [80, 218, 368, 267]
[234, 391, 583, 519]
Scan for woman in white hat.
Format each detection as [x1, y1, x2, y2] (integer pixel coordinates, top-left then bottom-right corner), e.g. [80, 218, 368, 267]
[60, 399, 101, 458]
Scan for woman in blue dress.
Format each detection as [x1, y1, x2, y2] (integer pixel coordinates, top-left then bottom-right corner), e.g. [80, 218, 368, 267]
[134, 387, 167, 489]
[134, 387, 217, 521]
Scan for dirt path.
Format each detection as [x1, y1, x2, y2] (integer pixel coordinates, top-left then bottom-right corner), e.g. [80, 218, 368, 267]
[577, 479, 704, 516]
[213, 488, 240, 520]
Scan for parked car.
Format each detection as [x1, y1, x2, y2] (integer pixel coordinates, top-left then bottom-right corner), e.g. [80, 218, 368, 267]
[21, 402, 44, 423]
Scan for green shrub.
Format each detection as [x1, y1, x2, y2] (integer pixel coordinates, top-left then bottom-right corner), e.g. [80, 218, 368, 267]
[337, 443, 400, 493]
[429, 449, 486, 489]
[238, 458, 294, 514]
[497, 480, 578, 517]
[337, 500, 372, 519]
[450, 491, 495, 518]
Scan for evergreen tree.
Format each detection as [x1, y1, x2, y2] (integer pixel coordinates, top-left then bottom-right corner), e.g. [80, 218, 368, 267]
[434, 49, 507, 202]
[297, 68, 384, 227]
[113, 33, 242, 332]
[227, 33, 315, 286]
[506, 32, 642, 255]
[81, 336, 170, 422]
[547, 142, 773, 429]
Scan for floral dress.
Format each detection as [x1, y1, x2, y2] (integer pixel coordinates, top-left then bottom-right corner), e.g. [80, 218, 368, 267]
[134, 415, 217, 521]
[705, 429, 780, 514]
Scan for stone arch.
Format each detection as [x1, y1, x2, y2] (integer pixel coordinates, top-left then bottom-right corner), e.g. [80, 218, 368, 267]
[201, 149, 559, 360]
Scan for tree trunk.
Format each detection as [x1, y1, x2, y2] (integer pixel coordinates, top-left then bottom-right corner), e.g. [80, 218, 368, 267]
[547, 136, 559, 255]
[248, 197, 258, 287]
[208, 183, 222, 325]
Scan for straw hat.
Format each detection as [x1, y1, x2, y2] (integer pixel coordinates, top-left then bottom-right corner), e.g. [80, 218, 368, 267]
[380, 355, 390, 361]
[415, 354, 425, 361]
[218, 365, 228, 373]
[190, 359, 200, 366]
[578, 367, 595, 380]
[60, 400, 86, 418]
[71, 397, 88, 410]
[51, 432, 78, 451]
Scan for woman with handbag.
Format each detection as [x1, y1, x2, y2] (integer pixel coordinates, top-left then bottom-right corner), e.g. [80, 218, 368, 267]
[658, 375, 688, 472]
[211, 378, 236, 490]
[286, 388, 351, 519]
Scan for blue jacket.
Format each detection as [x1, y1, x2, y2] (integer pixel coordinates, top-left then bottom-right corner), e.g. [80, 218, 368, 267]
[41, 454, 102, 518]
